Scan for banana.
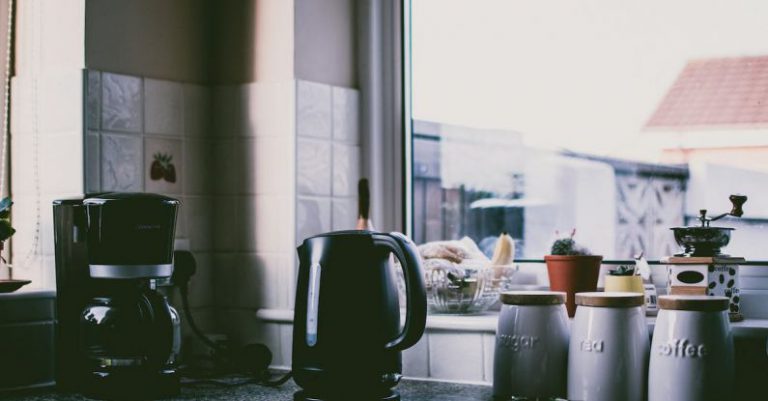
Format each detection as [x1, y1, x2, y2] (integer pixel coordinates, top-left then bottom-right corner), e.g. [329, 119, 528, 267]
[490, 232, 515, 266]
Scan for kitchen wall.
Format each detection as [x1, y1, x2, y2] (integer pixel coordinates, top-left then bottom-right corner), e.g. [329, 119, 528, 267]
[9, 0, 364, 367]
[84, 0, 211, 83]
[295, 0, 358, 87]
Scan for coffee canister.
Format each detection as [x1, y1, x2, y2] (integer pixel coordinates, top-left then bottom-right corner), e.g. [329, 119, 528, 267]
[568, 292, 649, 401]
[648, 296, 733, 401]
[493, 291, 569, 400]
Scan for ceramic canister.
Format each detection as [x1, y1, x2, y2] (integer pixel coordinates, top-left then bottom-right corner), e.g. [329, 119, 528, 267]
[493, 291, 569, 400]
[648, 296, 734, 401]
[568, 292, 649, 401]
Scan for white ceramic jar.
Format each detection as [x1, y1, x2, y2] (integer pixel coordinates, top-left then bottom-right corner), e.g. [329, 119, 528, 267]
[493, 291, 569, 400]
[648, 296, 733, 401]
[568, 292, 649, 401]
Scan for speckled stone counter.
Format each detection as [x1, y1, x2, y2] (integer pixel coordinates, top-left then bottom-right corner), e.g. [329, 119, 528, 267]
[2, 379, 493, 401]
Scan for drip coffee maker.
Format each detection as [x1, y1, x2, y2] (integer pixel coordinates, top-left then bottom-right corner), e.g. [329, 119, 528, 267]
[54, 193, 181, 399]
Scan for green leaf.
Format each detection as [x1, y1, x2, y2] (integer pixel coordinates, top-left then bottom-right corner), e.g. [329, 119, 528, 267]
[0, 219, 14, 241]
[0, 197, 12, 213]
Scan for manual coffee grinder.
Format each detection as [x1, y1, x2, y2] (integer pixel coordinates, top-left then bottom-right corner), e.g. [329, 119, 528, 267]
[664, 194, 747, 322]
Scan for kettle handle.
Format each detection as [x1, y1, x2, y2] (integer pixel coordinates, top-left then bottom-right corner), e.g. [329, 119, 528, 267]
[373, 232, 427, 351]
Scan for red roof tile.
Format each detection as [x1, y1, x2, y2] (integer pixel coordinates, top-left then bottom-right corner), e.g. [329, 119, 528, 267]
[645, 56, 768, 129]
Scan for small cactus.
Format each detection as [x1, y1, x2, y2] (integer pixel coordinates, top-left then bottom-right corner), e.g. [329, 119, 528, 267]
[609, 265, 636, 276]
[550, 229, 591, 256]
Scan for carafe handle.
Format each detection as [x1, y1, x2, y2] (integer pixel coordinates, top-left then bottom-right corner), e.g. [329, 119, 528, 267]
[373, 232, 427, 351]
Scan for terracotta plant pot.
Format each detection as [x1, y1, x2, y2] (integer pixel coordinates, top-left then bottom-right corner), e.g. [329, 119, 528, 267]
[544, 255, 602, 317]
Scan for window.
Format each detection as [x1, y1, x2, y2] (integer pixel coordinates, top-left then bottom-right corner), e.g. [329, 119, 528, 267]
[407, 0, 768, 261]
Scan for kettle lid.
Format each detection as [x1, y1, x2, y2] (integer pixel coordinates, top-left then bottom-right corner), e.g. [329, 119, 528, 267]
[304, 229, 377, 241]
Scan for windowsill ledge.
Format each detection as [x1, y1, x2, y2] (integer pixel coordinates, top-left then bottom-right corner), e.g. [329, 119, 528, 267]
[255, 308, 768, 339]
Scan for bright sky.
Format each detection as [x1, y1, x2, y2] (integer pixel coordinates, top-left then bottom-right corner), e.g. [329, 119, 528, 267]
[411, 0, 768, 161]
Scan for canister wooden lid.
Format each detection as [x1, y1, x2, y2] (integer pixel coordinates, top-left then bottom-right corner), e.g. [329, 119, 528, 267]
[658, 295, 729, 312]
[575, 292, 644, 308]
[500, 291, 566, 305]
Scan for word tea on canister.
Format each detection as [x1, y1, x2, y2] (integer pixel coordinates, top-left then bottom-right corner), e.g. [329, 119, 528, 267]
[568, 292, 649, 401]
[649, 296, 734, 401]
[493, 291, 569, 400]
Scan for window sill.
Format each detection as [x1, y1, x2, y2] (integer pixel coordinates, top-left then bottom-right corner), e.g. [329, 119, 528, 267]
[255, 308, 768, 339]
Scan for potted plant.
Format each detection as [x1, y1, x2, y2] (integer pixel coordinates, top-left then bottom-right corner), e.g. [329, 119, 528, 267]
[0, 197, 15, 251]
[604, 265, 644, 294]
[0, 198, 27, 292]
[544, 230, 602, 317]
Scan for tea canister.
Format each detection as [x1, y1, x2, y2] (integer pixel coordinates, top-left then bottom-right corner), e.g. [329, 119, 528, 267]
[648, 296, 733, 401]
[493, 291, 569, 400]
[568, 292, 649, 401]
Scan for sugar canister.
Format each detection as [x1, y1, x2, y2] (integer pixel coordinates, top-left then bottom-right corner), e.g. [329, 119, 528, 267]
[648, 296, 734, 401]
[568, 292, 648, 401]
[493, 291, 569, 400]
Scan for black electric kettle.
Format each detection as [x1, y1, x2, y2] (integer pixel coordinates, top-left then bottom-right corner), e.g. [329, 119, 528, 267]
[292, 230, 427, 401]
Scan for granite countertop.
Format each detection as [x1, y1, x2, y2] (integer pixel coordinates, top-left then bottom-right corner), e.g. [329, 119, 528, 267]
[3, 379, 493, 401]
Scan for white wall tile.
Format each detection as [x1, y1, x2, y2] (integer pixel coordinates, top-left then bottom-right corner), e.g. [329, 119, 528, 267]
[254, 136, 293, 195]
[40, 132, 83, 194]
[9, 196, 43, 270]
[402, 335, 430, 378]
[145, 78, 183, 135]
[276, 324, 293, 368]
[212, 140, 241, 195]
[184, 139, 212, 195]
[213, 197, 237, 251]
[236, 196, 258, 251]
[332, 198, 357, 231]
[102, 73, 142, 133]
[237, 253, 290, 309]
[212, 84, 246, 137]
[39, 71, 83, 133]
[428, 332, 484, 381]
[86, 70, 101, 130]
[297, 138, 331, 196]
[85, 132, 100, 193]
[332, 86, 359, 144]
[174, 196, 188, 239]
[101, 133, 142, 191]
[184, 252, 214, 308]
[211, 253, 240, 308]
[482, 333, 495, 383]
[183, 196, 214, 252]
[10, 135, 34, 196]
[183, 84, 211, 136]
[39, 0, 84, 73]
[296, 197, 331, 244]
[144, 136, 183, 195]
[332, 144, 360, 197]
[10, 77, 33, 135]
[254, 195, 294, 252]
[279, 253, 296, 309]
[217, 308, 280, 350]
[296, 80, 331, 139]
[254, 81, 295, 138]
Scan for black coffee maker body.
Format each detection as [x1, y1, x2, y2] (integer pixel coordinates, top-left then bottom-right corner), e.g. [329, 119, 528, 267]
[292, 230, 427, 401]
[53, 193, 181, 400]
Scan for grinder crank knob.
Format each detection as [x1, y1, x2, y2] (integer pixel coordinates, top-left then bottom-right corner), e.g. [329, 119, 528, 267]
[729, 194, 747, 217]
